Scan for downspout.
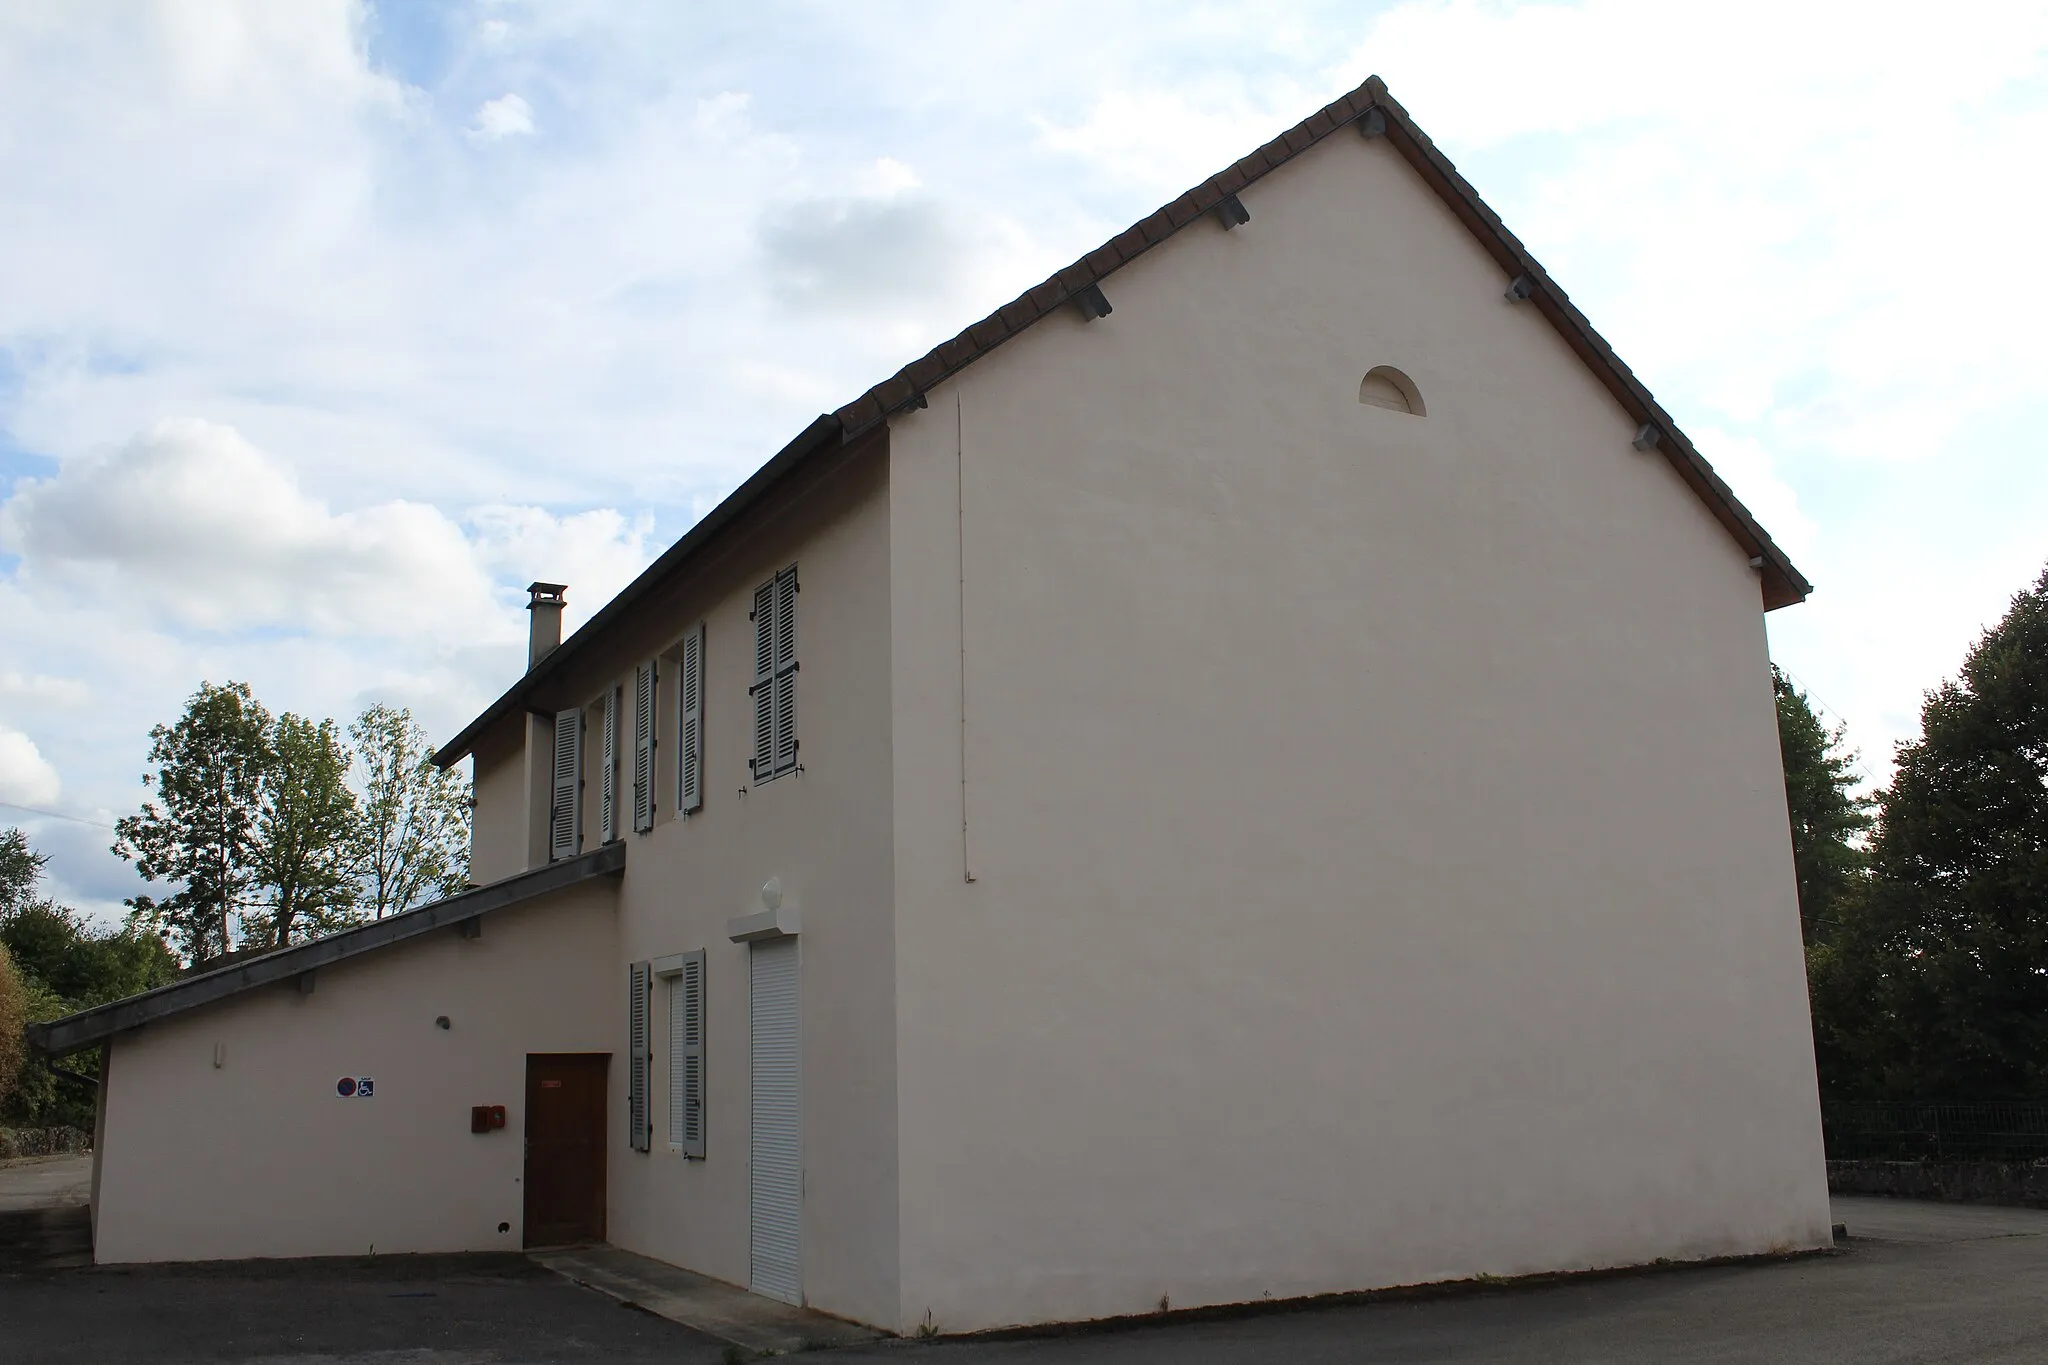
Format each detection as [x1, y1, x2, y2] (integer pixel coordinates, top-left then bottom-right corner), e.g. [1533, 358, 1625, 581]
[89, 1041, 109, 1254]
[956, 392, 976, 884]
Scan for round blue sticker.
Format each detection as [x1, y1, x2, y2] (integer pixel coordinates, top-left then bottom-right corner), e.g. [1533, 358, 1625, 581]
[336, 1077, 356, 1097]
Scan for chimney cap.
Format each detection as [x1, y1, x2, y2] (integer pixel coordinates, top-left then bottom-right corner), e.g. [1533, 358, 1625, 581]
[526, 582, 567, 609]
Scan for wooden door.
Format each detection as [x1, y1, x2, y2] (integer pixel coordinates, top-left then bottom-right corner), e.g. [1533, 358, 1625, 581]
[523, 1053, 608, 1248]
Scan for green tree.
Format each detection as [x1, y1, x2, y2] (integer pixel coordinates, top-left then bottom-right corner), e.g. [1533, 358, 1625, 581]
[349, 704, 472, 919]
[114, 681, 272, 965]
[0, 942, 26, 1109]
[1773, 667, 1873, 945]
[246, 713, 362, 949]
[1, 897, 180, 1008]
[0, 827, 43, 917]
[0, 830, 178, 1127]
[1854, 564, 2048, 1097]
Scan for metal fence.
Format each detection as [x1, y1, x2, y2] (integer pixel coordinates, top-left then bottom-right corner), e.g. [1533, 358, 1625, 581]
[1822, 1101, 2048, 1162]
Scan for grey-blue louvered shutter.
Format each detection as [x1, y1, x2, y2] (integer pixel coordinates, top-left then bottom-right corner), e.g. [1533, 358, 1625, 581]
[628, 960, 652, 1152]
[679, 624, 704, 814]
[632, 661, 656, 832]
[600, 685, 619, 843]
[772, 566, 798, 776]
[751, 579, 775, 780]
[549, 709, 581, 861]
[670, 950, 706, 1157]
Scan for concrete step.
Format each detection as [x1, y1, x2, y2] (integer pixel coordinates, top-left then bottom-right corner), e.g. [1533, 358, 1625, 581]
[533, 1245, 887, 1353]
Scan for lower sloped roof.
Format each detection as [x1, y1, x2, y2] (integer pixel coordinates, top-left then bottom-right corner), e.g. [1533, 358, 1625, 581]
[25, 843, 624, 1057]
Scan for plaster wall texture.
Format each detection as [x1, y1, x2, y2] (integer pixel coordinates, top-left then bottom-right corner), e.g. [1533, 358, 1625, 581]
[537, 443, 899, 1329]
[91, 882, 618, 1264]
[469, 718, 526, 886]
[883, 128, 1828, 1331]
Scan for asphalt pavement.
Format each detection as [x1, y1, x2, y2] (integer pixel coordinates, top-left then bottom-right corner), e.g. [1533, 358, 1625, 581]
[0, 1153, 92, 1213]
[2, 1196, 2046, 1363]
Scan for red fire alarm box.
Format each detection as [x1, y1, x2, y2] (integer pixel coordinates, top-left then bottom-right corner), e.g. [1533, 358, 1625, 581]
[471, 1105, 507, 1133]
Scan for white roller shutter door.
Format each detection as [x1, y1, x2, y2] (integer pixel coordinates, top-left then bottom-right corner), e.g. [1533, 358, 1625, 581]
[748, 937, 801, 1304]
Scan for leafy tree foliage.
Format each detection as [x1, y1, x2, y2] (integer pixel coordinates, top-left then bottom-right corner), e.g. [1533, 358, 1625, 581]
[349, 704, 472, 919]
[1852, 565, 2048, 1097]
[1774, 666, 1872, 945]
[246, 713, 361, 949]
[0, 828, 43, 917]
[113, 684, 474, 964]
[0, 943, 26, 1109]
[2, 896, 181, 1009]
[1, 829, 179, 1126]
[114, 681, 271, 964]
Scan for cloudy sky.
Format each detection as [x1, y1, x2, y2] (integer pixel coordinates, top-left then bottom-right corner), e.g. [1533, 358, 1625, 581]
[2, 0, 2045, 919]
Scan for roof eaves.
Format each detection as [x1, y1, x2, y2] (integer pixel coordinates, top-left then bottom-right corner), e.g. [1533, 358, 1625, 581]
[432, 415, 844, 768]
[832, 81, 1378, 444]
[1365, 83, 1812, 609]
[26, 843, 625, 1057]
[435, 76, 1810, 774]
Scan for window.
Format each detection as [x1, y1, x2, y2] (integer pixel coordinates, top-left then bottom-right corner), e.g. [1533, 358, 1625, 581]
[665, 950, 706, 1157]
[632, 660, 657, 832]
[549, 709, 582, 861]
[627, 959, 653, 1153]
[599, 685, 621, 843]
[750, 565, 798, 783]
[677, 623, 705, 815]
[1358, 365, 1425, 415]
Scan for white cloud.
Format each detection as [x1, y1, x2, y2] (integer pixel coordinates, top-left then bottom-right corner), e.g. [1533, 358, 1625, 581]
[1, 417, 654, 643]
[467, 504, 655, 627]
[2, 419, 492, 635]
[0, 725, 62, 807]
[0, 672, 90, 708]
[0, 0, 2044, 902]
[1683, 428, 1817, 567]
[1035, 84, 1313, 198]
[469, 92, 533, 140]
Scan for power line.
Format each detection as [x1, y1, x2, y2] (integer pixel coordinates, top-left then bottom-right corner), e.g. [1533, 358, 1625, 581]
[1775, 665, 1886, 795]
[0, 801, 119, 832]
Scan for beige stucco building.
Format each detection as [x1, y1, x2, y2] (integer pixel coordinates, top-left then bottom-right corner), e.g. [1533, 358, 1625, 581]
[33, 77, 1830, 1334]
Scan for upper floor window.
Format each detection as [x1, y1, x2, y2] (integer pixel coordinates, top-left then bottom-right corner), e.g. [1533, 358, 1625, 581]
[750, 565, 798, 783]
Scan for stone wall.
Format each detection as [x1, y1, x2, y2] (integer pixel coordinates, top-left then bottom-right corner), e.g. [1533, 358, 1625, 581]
[1829, 1159, 2048, 1209]
[0, 1126, 91, 1159]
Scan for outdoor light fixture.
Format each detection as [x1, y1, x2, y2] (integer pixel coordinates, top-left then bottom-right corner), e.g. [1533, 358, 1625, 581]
[730, 876, 799, 943]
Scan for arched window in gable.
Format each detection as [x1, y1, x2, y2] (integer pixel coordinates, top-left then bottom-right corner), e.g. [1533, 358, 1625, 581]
[1359, 366, 1425, 416]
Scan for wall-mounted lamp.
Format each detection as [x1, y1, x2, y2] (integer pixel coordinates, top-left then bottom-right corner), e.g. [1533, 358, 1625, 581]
[731, 876, 800, 943]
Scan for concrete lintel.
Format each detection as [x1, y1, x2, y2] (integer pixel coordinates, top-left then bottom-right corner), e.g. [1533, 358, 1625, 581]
[726, 906, 801, 944]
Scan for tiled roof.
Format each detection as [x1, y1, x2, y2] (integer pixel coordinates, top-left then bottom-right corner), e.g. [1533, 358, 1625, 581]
[830, 73, 1808, 610]
[434, 75, 1808, 767]
[28, 844, 625, 1055]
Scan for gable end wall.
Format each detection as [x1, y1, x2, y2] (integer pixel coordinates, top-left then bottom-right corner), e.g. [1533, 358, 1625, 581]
[886, 126, 1826, 1331]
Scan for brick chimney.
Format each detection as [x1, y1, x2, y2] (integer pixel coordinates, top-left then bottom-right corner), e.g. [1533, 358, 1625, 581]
[526, 582, 567, 670]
